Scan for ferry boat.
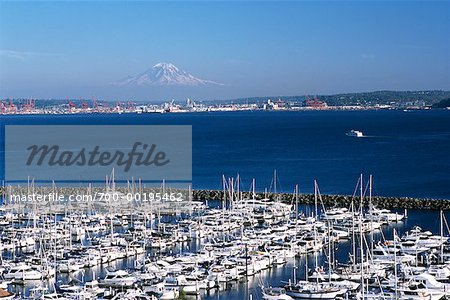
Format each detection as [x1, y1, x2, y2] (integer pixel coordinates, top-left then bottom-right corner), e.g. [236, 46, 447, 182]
[346, 129, 364, 137]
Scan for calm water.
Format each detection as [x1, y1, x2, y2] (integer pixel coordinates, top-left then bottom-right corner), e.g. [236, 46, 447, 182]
[1, 110, 449, 198]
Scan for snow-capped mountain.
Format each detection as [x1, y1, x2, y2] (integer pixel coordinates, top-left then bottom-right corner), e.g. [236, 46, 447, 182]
[117, 63, 223, 86]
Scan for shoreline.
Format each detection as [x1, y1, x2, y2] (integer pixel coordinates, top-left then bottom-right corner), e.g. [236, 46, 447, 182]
[1, 107, 449, 116]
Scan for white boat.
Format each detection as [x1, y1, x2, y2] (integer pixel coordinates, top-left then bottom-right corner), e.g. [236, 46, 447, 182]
[403, 227, 445, 249]
[164, 275, 200, 295]
[397, 282, 446, 300]
[285, 281, 344, 299]
[144, 282, 179, 300]
[3, 264, 42, 280]
[262, 287, 294, 300]
[42, 293, 69, 300]
[368, 207, 405, 222]
[120, 289, 153, 299]
[346, 130, 364, 137]
[372, 244, 416, 264]
[0, 280, 12, 290]
[308, 271, 360, 291]
[410, 273, 450, 293]
[101, 270, 136, 287]
[58, 259, 84, 273]
[84, 279, 105, 296]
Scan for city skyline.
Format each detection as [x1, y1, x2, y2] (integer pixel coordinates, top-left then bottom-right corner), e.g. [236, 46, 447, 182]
[0, 1, 449, 101]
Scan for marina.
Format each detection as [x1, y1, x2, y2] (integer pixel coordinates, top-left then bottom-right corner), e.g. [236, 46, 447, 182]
[1, 176, 450, 299]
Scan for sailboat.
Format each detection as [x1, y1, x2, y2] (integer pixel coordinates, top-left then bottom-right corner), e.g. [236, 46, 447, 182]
[284, 181, 347, 300]
[262, 286, 294, 300]
[285, 281, 344, 299]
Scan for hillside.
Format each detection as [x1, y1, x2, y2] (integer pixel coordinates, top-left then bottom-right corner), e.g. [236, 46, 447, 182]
[222, 90, 450, 107]
[432, 98, 450, 108]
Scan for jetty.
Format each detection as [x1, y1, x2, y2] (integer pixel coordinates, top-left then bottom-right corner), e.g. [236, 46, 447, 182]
[1, 186, 448, 210]
[193, 189, 450, 210]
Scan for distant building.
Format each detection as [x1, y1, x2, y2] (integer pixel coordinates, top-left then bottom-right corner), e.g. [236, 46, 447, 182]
[265, 98, 287, 110]
[186, 98, 195, 109]
[304, 97, 328, 108]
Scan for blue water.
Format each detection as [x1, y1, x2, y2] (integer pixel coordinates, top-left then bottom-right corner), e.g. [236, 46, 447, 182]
[1, 110, 449, 198]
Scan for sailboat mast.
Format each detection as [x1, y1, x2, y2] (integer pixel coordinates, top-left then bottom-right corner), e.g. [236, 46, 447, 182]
[274, 170, 277, 195]
[369, 175, 374, 262]
[394, 228, 398, 298]
[314, 180, 318, 219]
[359, 205, 365, 298]
[252, 178, 256, 200]
[305, 251, 308, 282]
[295, 184, 299, 223]
[112, 168, 115, 191]
[236, 174, 240, 202]
[222, 175, 226, 213]
[230, 177, 234, 210]
[441, 210, 444, 263]
[351, 200, 356, 270]
[360, 173, 363, 214]
[328, 222, 332, 283]
[359, 174, 365, 296]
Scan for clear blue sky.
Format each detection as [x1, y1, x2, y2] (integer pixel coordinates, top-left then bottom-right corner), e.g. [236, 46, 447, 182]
[0, 1, 449, 101]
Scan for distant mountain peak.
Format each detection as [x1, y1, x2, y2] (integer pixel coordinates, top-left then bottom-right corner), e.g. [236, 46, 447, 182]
[153, 62, 176, 68]
[116, 63, 224, 87]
